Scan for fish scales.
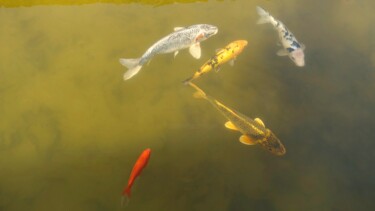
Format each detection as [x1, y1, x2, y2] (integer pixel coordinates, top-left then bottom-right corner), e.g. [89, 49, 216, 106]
[188, 82, 286, 155]
[208, 98, 266, 138]
[183, 40, 247, 83]
[256, 6, 305, 67]
[140, 30, 196, 65]
[119, 24, 218, 80]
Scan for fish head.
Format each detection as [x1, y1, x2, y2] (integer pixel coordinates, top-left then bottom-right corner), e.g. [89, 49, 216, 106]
[289, 48, 305, 67]
[260, 130, 286, 156]
[198, 24, 218, 41]
[143, 148, 152, 156]
[230, 40, 248, 56]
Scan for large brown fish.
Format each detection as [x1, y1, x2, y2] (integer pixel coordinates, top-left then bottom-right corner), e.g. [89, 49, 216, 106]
[188, 82, 286, 156]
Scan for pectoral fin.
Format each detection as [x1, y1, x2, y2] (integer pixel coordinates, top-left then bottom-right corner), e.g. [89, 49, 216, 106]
[174, 27, 185, 31]
[174, 51, 179, 58]
[214, 66, 221, 72]
[189, 43, 201, 59]
[239, 135, 257, 145]
[276, 49, 289, 56]
[254, 118, 265, 127]
[229, 59, 235, 66]
[225, 121, 238, 131]
[301, 43, 306, 50]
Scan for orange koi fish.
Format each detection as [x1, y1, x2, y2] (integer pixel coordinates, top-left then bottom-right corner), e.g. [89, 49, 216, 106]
[122, 148, 151, 205]
[183, 40, 248, 84]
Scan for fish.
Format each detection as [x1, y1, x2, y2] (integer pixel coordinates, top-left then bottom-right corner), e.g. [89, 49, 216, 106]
[256, 6, 305, 67]
[183, 40, 248, 84]
[122, 148, 151, 206]
[188, 82, 286, 156]
[119, 24, 218, 80]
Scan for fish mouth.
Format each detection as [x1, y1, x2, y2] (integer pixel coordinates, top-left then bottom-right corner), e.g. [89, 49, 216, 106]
[274, 146, 286, 156]
[237, 40, 248, 47]
[291, 48, 305, 67]
[213, 28, 219, 35]
[295, 60, 305, 67]
[207, 28, 218, 37]
[261, 130, 286, 156]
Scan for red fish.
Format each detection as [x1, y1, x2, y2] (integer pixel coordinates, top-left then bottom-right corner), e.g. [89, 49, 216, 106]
[122, 148, 151, 205]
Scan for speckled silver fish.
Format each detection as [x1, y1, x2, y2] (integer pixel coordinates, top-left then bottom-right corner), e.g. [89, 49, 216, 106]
[119, 24, 218, 80]
[256, 6, 305, 67]
[188, 82, 286, 156]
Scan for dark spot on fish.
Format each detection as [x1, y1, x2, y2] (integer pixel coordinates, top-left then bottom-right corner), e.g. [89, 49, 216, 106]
[284, 31, 289, 38]
[287, 47, 294, 53]
[291, 41, 301, 48]
[210, 58, 219, 68]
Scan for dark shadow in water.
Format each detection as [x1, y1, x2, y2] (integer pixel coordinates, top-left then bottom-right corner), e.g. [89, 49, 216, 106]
[84, 198, 111, 211]
[0, 0, 215, 7]
[0, 106, 61, 160]
[0, 189, 12, 211]
[227, 191, 275, 211]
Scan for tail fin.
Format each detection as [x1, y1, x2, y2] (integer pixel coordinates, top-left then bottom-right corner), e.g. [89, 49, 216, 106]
[121, 188, 131, 207]
[187, 82, 207, 99]
[256, 6, 271, 24]
[183, 69, 203, 85]
[121, 195, 129, 207]
[119, 58, 142, 80]
[182, 76, 193, 85]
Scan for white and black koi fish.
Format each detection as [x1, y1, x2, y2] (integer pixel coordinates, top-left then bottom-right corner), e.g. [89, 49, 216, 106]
[119, 24, 218, 80]
[256, 6, 305, 67]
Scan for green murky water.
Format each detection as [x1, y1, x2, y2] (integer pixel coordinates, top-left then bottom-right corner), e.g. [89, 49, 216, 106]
[1, 0, 375, 210]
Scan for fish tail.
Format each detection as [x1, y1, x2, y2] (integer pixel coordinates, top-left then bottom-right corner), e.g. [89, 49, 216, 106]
[124, 186, 131, 198]
[121, 188, 131, 207]
[182, 76, 194, 85]
[256, 6, 271, 24]
[183, 70, 203, 85]
[119, 58, 142, 80]
[121, 195, 130, 207]
[187, 82, 207, 99]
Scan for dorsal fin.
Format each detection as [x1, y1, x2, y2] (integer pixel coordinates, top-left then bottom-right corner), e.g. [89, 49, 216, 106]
[225, 121, 238, 131]
[215, 48, 223, 53]
[254, 118, 265, 127]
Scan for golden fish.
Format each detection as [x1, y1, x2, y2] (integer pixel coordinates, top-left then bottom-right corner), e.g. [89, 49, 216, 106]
[183, 40, 248, 84]
[188, 82, 286, 156]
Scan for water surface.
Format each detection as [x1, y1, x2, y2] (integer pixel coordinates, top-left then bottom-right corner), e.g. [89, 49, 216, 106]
[0, 0, 375, 210]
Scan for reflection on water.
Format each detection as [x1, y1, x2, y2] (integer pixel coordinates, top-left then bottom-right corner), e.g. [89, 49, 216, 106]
[0, 0, 375, 210]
